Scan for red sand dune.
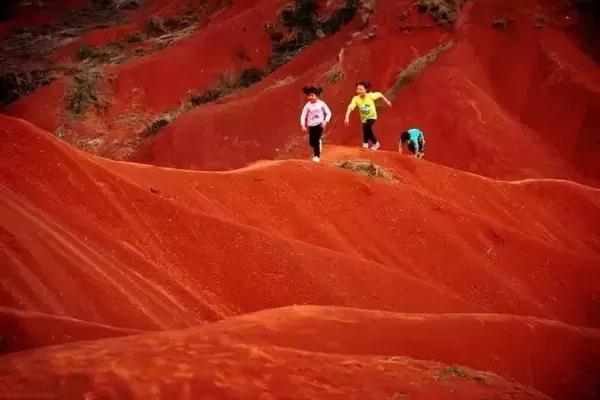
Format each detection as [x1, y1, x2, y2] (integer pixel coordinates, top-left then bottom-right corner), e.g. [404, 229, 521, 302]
[1, 0, 600, 398]
[1, 114, 600, 398]
[0, 306, 140, 353]
[7, 305, 597, 400]
[2, 116, 600, 330]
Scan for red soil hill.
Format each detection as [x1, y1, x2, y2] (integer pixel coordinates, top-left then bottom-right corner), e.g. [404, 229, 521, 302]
[2, 115, 599, 332]
[137, 0, 600, 183]
[5, 1, 598, 182]
[3, 305, 599, 399]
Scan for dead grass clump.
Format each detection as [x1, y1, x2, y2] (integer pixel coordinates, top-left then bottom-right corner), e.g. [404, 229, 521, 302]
[146, 112, 174, 136]
[0, 69, 53, 105]
[335, 159, 397, 181]
[145, 16, 167, 36]
[324, 66, 344, 84]
[435, 365, 487, 384]
[417, 0, 465, 27]
[65, 69, 107, 119]
[386, 40, 453, 98]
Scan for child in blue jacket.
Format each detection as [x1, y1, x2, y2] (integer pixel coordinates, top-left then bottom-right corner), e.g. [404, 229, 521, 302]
[399, 128, 425, 158]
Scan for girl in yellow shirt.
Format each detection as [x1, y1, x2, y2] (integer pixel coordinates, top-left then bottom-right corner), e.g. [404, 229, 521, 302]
[344, 81, 392, 150]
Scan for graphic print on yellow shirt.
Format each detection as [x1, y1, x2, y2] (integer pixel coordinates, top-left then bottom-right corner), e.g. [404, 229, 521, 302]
[348, 92, 383, 123]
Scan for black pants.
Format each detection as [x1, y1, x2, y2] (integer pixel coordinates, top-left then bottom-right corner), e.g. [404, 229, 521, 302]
[308, 125, 323, 157]
[362, 119, 378, 145]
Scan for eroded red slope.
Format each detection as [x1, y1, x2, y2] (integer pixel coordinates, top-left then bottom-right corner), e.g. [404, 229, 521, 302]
[2, 114, 600, 332]
[1, 114, 599, 398]
[5, 0, 278, 152]
[0, 306, 140, 353]
[9, 306, 599, 399]
[1, 115, 479, 330]
[139, 0, 600, 183]
[5, 0, 598, 182]
[2, 305, 599, 399]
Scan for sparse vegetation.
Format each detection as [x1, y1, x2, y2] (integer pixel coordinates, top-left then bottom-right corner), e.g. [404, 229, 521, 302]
[147, 112, 174, 136]
[189, 69, 257, 105]
[55, 125, 68, 139]
[238, 68, 265, 87]
[323, 66, 344, 84]
[416, 0, 465, 27]
[144, 0, 363, 137]
[189, 88, 221, 106]
[435, 365, 486, 384]
[76, 42, 126, 65]
[386, 40, 453, 98]
[120, 0, 141, 10]
[0, 69, 53, 105]
[65, 69, 107, 119]
[335, 159, 397, 181]
[77, 44, 96, 60]
[146, 16, 167, 36]
[267, 0, 361, 69]
[126, 32, 144, 43]
[0, 0, 129, 107]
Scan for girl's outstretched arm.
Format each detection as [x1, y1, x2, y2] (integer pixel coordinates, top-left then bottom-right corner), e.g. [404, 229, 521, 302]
[381, 94, 392, 107]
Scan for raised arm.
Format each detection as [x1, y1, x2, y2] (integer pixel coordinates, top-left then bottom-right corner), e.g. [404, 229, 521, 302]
[381, 94, 392, 107]
[370, 92, 392, 107]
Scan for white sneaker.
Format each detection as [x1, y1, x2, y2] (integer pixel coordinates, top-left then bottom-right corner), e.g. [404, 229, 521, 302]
[362, 143, 369, 150]
[371, 142, 381, 151]
[312, 156, 320, 163]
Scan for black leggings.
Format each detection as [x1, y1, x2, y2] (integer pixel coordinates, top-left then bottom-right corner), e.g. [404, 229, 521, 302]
[308, 125, 323, 157]
[362, 119, 378, 145]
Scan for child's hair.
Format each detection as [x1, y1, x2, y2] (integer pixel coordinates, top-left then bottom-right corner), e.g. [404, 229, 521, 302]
[400, 131, 410, 143]
[303, 86, 323, 96]
[355, 81, 371, 91]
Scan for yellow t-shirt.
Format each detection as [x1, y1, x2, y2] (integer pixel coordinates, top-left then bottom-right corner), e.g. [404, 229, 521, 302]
[348, 92, 383, 123]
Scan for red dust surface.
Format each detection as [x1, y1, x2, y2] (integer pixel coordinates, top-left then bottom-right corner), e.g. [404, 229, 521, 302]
[1, 0, 600, 398]
[134, 0, 600, 183]
[0, 306, 140, 353]
[1, 115, 600, 398]
[5, 0, 599, 183]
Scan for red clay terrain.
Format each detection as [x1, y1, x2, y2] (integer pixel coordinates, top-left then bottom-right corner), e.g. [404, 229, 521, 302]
[0, 306, 140, 353]
[133, 0, 600, 183]
[4, 0, 599, 183]
[1, 0, 600, 399]
[1, 114, 600, 398]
